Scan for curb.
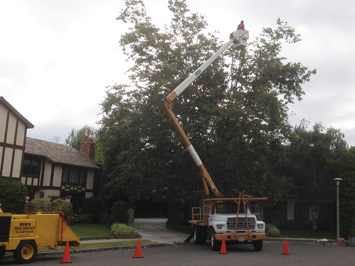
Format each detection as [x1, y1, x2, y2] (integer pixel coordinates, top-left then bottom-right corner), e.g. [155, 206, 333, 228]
[265, 237, 338, 244]
[37, 243, 174, 258]
[2, 237, 341, 260]
[2, 242, 174, 261]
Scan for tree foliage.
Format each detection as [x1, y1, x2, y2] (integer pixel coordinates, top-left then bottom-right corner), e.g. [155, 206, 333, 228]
[331, 147, 355, 237]
[286, 120, 347, 230]
[65, 125, 96, 150]
[97, 0, 316, 222]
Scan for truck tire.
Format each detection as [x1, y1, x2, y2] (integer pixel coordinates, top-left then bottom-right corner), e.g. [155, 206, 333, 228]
[13, 240, 37, 264]
[253, 240, 263, 251]
[210, 229, 220, 251]
[193, 226, 206, 245]
[0, 246, 5, 259]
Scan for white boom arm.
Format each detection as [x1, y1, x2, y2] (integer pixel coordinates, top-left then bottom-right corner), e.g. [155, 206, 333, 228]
[164, 29, 249, 198]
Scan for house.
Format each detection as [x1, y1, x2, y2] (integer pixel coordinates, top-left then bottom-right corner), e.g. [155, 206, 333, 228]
[24, 136, 101, 211]
[0, 96, 101, 211]
[0, 96, 34, 179]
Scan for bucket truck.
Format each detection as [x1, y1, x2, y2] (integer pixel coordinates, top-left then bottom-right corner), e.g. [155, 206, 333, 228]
[164, 28, 267, 251]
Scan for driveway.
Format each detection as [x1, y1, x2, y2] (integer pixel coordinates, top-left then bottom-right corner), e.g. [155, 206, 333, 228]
[131, 218, 189, 244]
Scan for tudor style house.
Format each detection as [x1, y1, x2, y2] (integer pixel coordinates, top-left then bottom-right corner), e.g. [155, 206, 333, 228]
[0, 97, 101, 211]
[0, 97, 34, 179]
[23, 137, 101, 210]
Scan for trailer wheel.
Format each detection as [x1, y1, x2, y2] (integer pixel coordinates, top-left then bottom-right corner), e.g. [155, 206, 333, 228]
[193, 226, 206, 245]
[0, 246, 5, 259]
[13, 240, 37, 264]
[253, 240, 263, 251]
[210, 229, 220, 251]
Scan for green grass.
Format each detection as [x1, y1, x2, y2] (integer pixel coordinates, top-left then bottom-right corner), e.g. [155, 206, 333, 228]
[70, 223, 112, 238]
[38, 240, 154, 253]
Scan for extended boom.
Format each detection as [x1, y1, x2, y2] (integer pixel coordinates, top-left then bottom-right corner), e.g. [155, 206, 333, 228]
[163, 29, 249, 197]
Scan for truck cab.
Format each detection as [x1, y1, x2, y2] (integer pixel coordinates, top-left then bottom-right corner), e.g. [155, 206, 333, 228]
[190, 195, 266, 251]
[209, 201, 265, 235]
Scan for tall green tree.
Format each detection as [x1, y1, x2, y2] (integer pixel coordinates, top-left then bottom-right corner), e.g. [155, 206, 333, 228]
[287, 120, 347, 230]
[330, 147, 355, 238]
[98, 0, 315, 222]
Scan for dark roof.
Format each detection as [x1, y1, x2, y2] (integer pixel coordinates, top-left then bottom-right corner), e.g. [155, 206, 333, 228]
[0, 96, 34, 128]
[25, 137, 100, 169]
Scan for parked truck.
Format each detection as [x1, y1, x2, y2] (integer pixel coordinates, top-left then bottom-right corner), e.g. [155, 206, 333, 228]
[164, 28, 267, 251]
[0, 204, 80, 263]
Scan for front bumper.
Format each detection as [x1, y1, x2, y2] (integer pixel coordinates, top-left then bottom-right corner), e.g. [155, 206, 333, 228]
[214, 232, 265, 242]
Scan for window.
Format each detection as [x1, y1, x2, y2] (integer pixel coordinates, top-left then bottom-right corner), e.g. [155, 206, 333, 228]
[215, 202, 248, 214]
[62, 167, 86, 186]
[249, 204, 260, 215]
[22, 156, 41, 177]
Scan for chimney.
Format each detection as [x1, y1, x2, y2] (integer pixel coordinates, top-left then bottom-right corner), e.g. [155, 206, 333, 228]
[80, 136, 95, 159]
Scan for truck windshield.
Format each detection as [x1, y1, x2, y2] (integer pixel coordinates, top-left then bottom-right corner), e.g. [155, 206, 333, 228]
[215, 202, 249, 214]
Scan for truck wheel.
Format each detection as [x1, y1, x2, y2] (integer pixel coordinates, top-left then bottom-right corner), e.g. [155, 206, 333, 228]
[210, 229, 220, 251]
[0, 246, 5, 259]
[13, 240, 37, 264]
[253, 240, 263, 251]
[193, 226, 206, 245]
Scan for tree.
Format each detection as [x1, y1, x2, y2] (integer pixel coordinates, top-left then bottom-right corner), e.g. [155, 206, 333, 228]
[65, 125, 96, 150]
[330, 147, 355, 238]
[287, 120, 347, 230]
[98, 0, 316, 223]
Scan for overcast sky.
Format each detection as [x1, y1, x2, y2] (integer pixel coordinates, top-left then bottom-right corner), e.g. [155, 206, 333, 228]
[1, 0, 354, 146]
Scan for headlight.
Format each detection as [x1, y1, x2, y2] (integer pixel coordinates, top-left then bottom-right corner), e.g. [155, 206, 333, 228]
[217, 224, 223, 229]
[257, 224, 264, 229]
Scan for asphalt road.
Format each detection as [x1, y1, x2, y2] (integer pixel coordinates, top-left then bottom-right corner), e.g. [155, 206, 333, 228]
[2, 241, 354, 266]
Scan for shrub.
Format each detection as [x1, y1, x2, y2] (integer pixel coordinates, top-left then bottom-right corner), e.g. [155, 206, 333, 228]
[51, 198, 74, 221]
[266, 223, 280, 237]
[111, 223, 141, 239]
[29, 198, 52, 212]
[110, 201, 128, 223]
[0, 178, 27, 213]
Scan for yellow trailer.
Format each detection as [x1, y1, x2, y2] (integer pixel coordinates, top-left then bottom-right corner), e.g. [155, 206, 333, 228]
[0, 204, 80, 263]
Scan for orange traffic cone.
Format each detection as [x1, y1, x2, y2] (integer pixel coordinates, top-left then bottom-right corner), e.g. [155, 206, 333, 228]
[281, 238, 290, 255]
[61, 241, 72, 263]
[219, 237, 227, 254]
[132, 238, 143, 258]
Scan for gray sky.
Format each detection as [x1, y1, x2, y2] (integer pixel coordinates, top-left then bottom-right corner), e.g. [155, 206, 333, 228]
[1, 0, 355, 146]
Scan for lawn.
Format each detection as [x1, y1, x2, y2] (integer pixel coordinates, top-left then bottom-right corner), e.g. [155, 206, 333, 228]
[38, 240, 154, 252]
[70, 223, 112, 239]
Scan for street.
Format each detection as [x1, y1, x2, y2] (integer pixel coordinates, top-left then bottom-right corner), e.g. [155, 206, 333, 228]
[1, 241, 354, 265]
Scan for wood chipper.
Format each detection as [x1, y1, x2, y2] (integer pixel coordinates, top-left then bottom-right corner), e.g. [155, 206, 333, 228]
[0, 203, 80, 263]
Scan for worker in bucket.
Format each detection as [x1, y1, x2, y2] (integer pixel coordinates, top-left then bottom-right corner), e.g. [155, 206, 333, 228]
[237, 20, 245, 30]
